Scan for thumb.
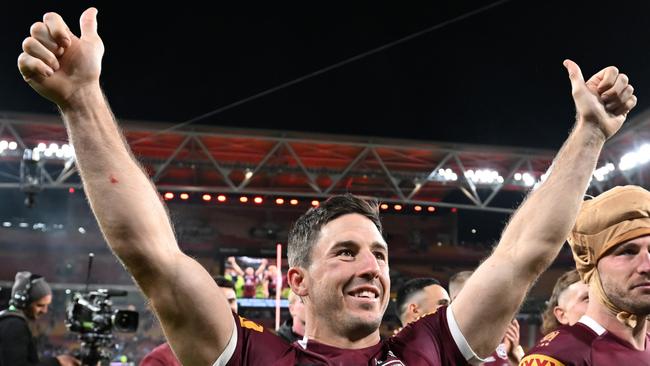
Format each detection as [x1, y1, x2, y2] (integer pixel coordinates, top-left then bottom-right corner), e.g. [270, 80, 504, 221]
[79, 7, 99, 38]
[563, 59, 585, 90]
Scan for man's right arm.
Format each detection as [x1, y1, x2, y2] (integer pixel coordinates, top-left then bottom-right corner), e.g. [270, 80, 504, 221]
[17, 9, 234, 365]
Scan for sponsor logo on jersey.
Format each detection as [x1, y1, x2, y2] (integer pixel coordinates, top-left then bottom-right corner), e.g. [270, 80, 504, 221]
[238, 316, 263, 333]
[519, 354, 565, 366]
[538, 330, 560, 347]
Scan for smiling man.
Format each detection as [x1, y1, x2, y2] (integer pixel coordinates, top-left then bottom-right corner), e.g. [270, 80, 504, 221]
[17, 8, 637, 366]
[522, 186, 650, 365]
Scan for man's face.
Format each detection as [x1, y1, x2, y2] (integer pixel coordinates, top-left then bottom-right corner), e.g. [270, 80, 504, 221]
[220, 287, 238, 313]
[245, 267, 254, 276]
[417, 284, 450, 313]
[555, 281, 589, 326]
[289, 296, 306, 326]
[303, 213, 390, 338]
[598, 235, 650, 315]
[402, 284, 450, 325]
[24, 294, 51, 320]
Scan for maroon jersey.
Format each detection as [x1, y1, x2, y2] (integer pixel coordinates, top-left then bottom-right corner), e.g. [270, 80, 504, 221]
[520, 316, 650, 366]
[243, 274, 258, 298]
[219, 305, 472, 365]
[140, 342, 181, 366]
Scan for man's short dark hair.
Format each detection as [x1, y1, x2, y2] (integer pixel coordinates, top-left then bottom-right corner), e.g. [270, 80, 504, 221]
[394, 277, 441, 319]
[287, 194, 382, 268]
[214, 275, 235, 290]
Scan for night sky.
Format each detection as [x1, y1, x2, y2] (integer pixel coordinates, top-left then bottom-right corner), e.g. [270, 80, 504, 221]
[2, 1, 649, 151]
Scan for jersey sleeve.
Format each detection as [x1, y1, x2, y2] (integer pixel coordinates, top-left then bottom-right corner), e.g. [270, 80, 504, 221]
[519, 325, 594, 366]
[215, 312, 292, 366]
[389, 305, 481, 365]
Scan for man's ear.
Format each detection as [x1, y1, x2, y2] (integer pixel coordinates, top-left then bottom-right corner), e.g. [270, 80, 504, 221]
[409, 302, 419, 316]
[288, 267, 308, 297]
[553, 306, 568, 325]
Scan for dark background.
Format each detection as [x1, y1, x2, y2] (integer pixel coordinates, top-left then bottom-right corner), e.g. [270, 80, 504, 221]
[2, 1, 648, 150]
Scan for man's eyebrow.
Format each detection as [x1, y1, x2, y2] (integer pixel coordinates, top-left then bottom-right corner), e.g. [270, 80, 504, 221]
[370, 241, 388, 251]
[331, 240, 359, 249]
[616, 242, 639, 250]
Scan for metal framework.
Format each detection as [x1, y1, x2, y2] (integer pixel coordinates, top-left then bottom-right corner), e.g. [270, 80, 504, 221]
[1, 111, 649, 213]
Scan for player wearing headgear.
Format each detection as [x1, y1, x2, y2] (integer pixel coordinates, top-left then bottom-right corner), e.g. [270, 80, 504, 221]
[522, 186, 650, 365]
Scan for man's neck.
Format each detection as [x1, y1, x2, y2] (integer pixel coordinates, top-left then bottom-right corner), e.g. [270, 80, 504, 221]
[586, 303, 648, 350]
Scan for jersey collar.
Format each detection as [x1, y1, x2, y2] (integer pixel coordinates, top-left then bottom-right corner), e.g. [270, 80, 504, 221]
[578, 315, 606, 336]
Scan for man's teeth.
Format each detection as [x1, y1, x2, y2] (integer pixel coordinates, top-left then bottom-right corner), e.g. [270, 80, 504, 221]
[353, 290, 377, 298]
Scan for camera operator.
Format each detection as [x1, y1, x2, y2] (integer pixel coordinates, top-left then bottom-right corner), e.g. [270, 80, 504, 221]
[0, 271, 81, 366]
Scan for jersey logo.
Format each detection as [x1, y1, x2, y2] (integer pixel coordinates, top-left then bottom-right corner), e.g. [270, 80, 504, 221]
[519, 354, 565, 366]
[374, 350, 405, 365]
[238, 316, 263, 333]
[538, 330, 560, 347]
[496, 343, 509, 359]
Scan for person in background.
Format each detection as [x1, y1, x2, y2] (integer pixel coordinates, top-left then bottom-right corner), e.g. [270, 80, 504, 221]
[0, 271, 80, 366]
[277, 292, 306, 344]
[540, 269, 589, 335]
[522, 186, 650, 364]
[224, 257, 246, 298]
[394, 277, 450, 327]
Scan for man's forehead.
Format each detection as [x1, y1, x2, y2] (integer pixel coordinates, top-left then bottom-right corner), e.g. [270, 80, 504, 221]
[34, 294, 52, 305]
[318, 213, 385, 243]
[620, 234, 650, 247]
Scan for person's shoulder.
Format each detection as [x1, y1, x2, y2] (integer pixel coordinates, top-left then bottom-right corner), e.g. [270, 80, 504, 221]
[149, 342, 174, 355]
[387, 306, 468, 365]
[0, 311, 28, 329]
[521, 323, 596, 365]
[233, 314, 293, 354]
[141, 342, 183, 366]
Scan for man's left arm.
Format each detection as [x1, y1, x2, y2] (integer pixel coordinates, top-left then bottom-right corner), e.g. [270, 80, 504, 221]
[450, 60, 637, 357]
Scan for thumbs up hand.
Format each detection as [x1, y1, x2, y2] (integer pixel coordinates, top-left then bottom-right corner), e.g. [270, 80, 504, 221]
[18, 8, 104, 109]
[563, 59, 637, 140]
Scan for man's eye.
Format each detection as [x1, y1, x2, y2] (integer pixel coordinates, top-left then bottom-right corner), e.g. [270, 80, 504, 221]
[337, 250, 353, 257]
[374, 252, 386, 260]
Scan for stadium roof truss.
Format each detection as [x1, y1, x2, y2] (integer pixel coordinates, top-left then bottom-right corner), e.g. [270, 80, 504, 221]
[1, 111, 649, 213]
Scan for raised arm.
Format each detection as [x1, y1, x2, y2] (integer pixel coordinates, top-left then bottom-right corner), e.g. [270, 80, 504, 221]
[255, 258, 268, 276]
[18, 9, 233, 365]
[227, 256, 245, 276]
[451, 60, 637, 357]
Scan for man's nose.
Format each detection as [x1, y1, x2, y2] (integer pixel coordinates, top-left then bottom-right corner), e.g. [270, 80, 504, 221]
[357, 249, 381, 280]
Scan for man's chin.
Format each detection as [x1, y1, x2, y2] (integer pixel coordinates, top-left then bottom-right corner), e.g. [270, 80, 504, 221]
[346, 311, 382, 330]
